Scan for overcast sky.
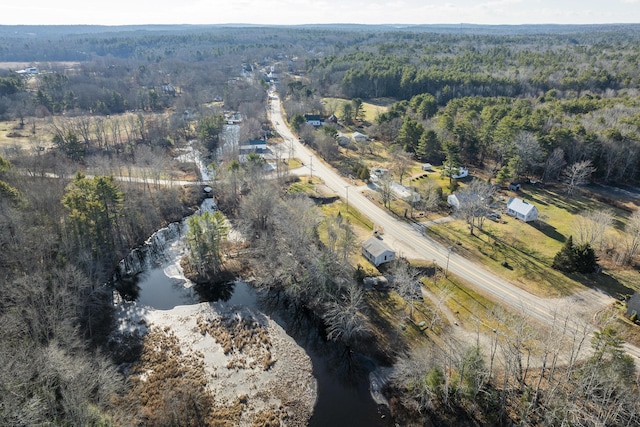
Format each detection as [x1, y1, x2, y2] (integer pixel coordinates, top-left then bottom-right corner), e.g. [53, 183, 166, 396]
[2, 0, 639, 26]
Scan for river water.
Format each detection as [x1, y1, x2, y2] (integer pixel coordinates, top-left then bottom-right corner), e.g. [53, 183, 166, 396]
[114, 137, 393, 426]
[115, 216, 392, 426]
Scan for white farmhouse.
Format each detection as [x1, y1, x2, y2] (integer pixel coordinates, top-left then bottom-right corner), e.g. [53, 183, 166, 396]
[304, 114, 324, 127]
[506, 198, 539, 222]
[447, 192, 476, 209]
[443, 165, 469, 179]
[352, 131, 368, 143]
[362, 237, 396, 267]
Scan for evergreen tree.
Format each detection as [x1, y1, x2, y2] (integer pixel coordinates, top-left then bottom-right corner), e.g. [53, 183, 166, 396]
[197, 114, 225, 151]
[552, 235, 576, 272]
[416, 129, 440, 162]
[495, 163, 513, 185]
[397, 116, 424, 153]
[290, 114, 306, 131]
[62, 173, 124, 266]
[441, 140, 462, 185]
[574, 242, 598, 273]
[552, 236, 598, 273]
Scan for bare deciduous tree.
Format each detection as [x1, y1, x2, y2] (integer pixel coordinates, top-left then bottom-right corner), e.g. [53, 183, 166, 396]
[323, 282, 371, 347]
[573, 208, 613, 250]
[418, 178, 442, 212]
[542, 147, 566, 182]
[622, 209, 640, 264]
[514, 131, 544, 178]
[379, 173, 393, 209]
[391, 148, 413, 186]
[563, 160, 596, 196]
[390, 258, 421, 320]
[453, 179, 494, 235]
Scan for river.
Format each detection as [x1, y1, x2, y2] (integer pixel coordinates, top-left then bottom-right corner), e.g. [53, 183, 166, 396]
[114, 136, 393, 426]
[114, 206, 392, 426]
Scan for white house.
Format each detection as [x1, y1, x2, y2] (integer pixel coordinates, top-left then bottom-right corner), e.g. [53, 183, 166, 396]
[442, 165, 469, 179]
[304, 114, 324, 127]
[391, 182, 420, 203]
[352, 131, 368, 143]
[447, 192, 476, 209]
[506, 198, 539, 222]
[16, 67, 39, 75]
[362, 237, 396, 267]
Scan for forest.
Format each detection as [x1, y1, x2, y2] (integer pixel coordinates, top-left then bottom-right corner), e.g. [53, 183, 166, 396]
[1, 23, 640, 426]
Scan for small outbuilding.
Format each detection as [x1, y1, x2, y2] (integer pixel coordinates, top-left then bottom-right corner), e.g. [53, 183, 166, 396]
[627, 293, 640, 318]
[362, 237, 396, 267]
[452, 167, 469, 179]
[506, 197, 539, 222]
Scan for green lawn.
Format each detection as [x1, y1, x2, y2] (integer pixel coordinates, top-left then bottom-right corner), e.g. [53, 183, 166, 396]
[429, 183, 640, 298]
[322, 97, 391, 123]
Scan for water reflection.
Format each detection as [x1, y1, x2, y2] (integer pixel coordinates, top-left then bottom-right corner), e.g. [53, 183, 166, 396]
[115, 273, 141, 301]
[193, 281, 235, 302]
[258, 293, 393, 427]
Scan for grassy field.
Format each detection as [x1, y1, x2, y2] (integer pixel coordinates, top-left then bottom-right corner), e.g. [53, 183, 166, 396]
[429, 182, 640, 298]
[322, 97, 392, 123]
[0, 118, 52, 151]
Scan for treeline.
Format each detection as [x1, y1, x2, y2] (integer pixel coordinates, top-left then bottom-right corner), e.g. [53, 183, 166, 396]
[0, 149, 200, 424]
[370, 92, 640, 184]
[213, 158, 381, 358]
[0, 28, 288, 119]
[389, 311, 640, 426]
[306, 29, 640, 102]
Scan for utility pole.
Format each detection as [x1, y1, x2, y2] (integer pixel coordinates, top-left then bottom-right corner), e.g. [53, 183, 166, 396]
[309, 155, 313, 179]
[445, 246, 453, 278]
[433, 259, 437, 286]
[345, 185, 350, 212]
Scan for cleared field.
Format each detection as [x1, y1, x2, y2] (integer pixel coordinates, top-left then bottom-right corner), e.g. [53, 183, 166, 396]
[430, 183, 640, 298]
[0, 118, 53, 151]
[322, 97, 393, 123]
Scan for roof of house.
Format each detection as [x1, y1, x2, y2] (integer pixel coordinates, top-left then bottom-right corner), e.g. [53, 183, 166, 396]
[244, 139, 266, 146]
[304, 114, 322, 121]
[448, 192, 480, 205]
[362, 237, 394, 258]
[352, 131, 367, 139]
[507, 197, 537, 215]
[628, 293, 640, 313]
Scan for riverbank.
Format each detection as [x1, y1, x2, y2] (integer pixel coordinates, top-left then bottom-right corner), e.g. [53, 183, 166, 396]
[114, 293, 317, 425]
[112, 219, 317, 425]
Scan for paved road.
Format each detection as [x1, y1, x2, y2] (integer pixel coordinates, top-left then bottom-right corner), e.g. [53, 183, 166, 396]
[268, 90, 640, 361]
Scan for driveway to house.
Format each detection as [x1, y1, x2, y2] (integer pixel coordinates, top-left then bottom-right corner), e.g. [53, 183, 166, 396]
[268, 89, 640, 361]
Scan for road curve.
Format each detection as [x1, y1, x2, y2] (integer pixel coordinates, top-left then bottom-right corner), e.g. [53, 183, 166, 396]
[268, 90, 640, 361]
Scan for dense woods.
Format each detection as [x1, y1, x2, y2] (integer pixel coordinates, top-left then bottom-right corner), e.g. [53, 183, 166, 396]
[2, 23, 640, 425]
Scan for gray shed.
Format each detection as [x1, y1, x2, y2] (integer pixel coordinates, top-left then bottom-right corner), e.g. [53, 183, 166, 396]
[362, 237, 396, 267]
[627, 293, 640, 317]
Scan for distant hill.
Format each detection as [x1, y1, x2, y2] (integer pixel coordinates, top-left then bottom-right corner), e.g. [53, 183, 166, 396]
[1, 23, 639, 38]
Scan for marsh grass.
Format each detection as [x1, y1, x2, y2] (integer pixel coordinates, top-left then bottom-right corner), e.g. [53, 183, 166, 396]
[197, 314, 275, 371]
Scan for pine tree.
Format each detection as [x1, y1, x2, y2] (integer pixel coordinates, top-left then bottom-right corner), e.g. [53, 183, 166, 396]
[552, 236, 598, 273]
[552, 235, 576, 272]
[574, 242, 598, 273]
